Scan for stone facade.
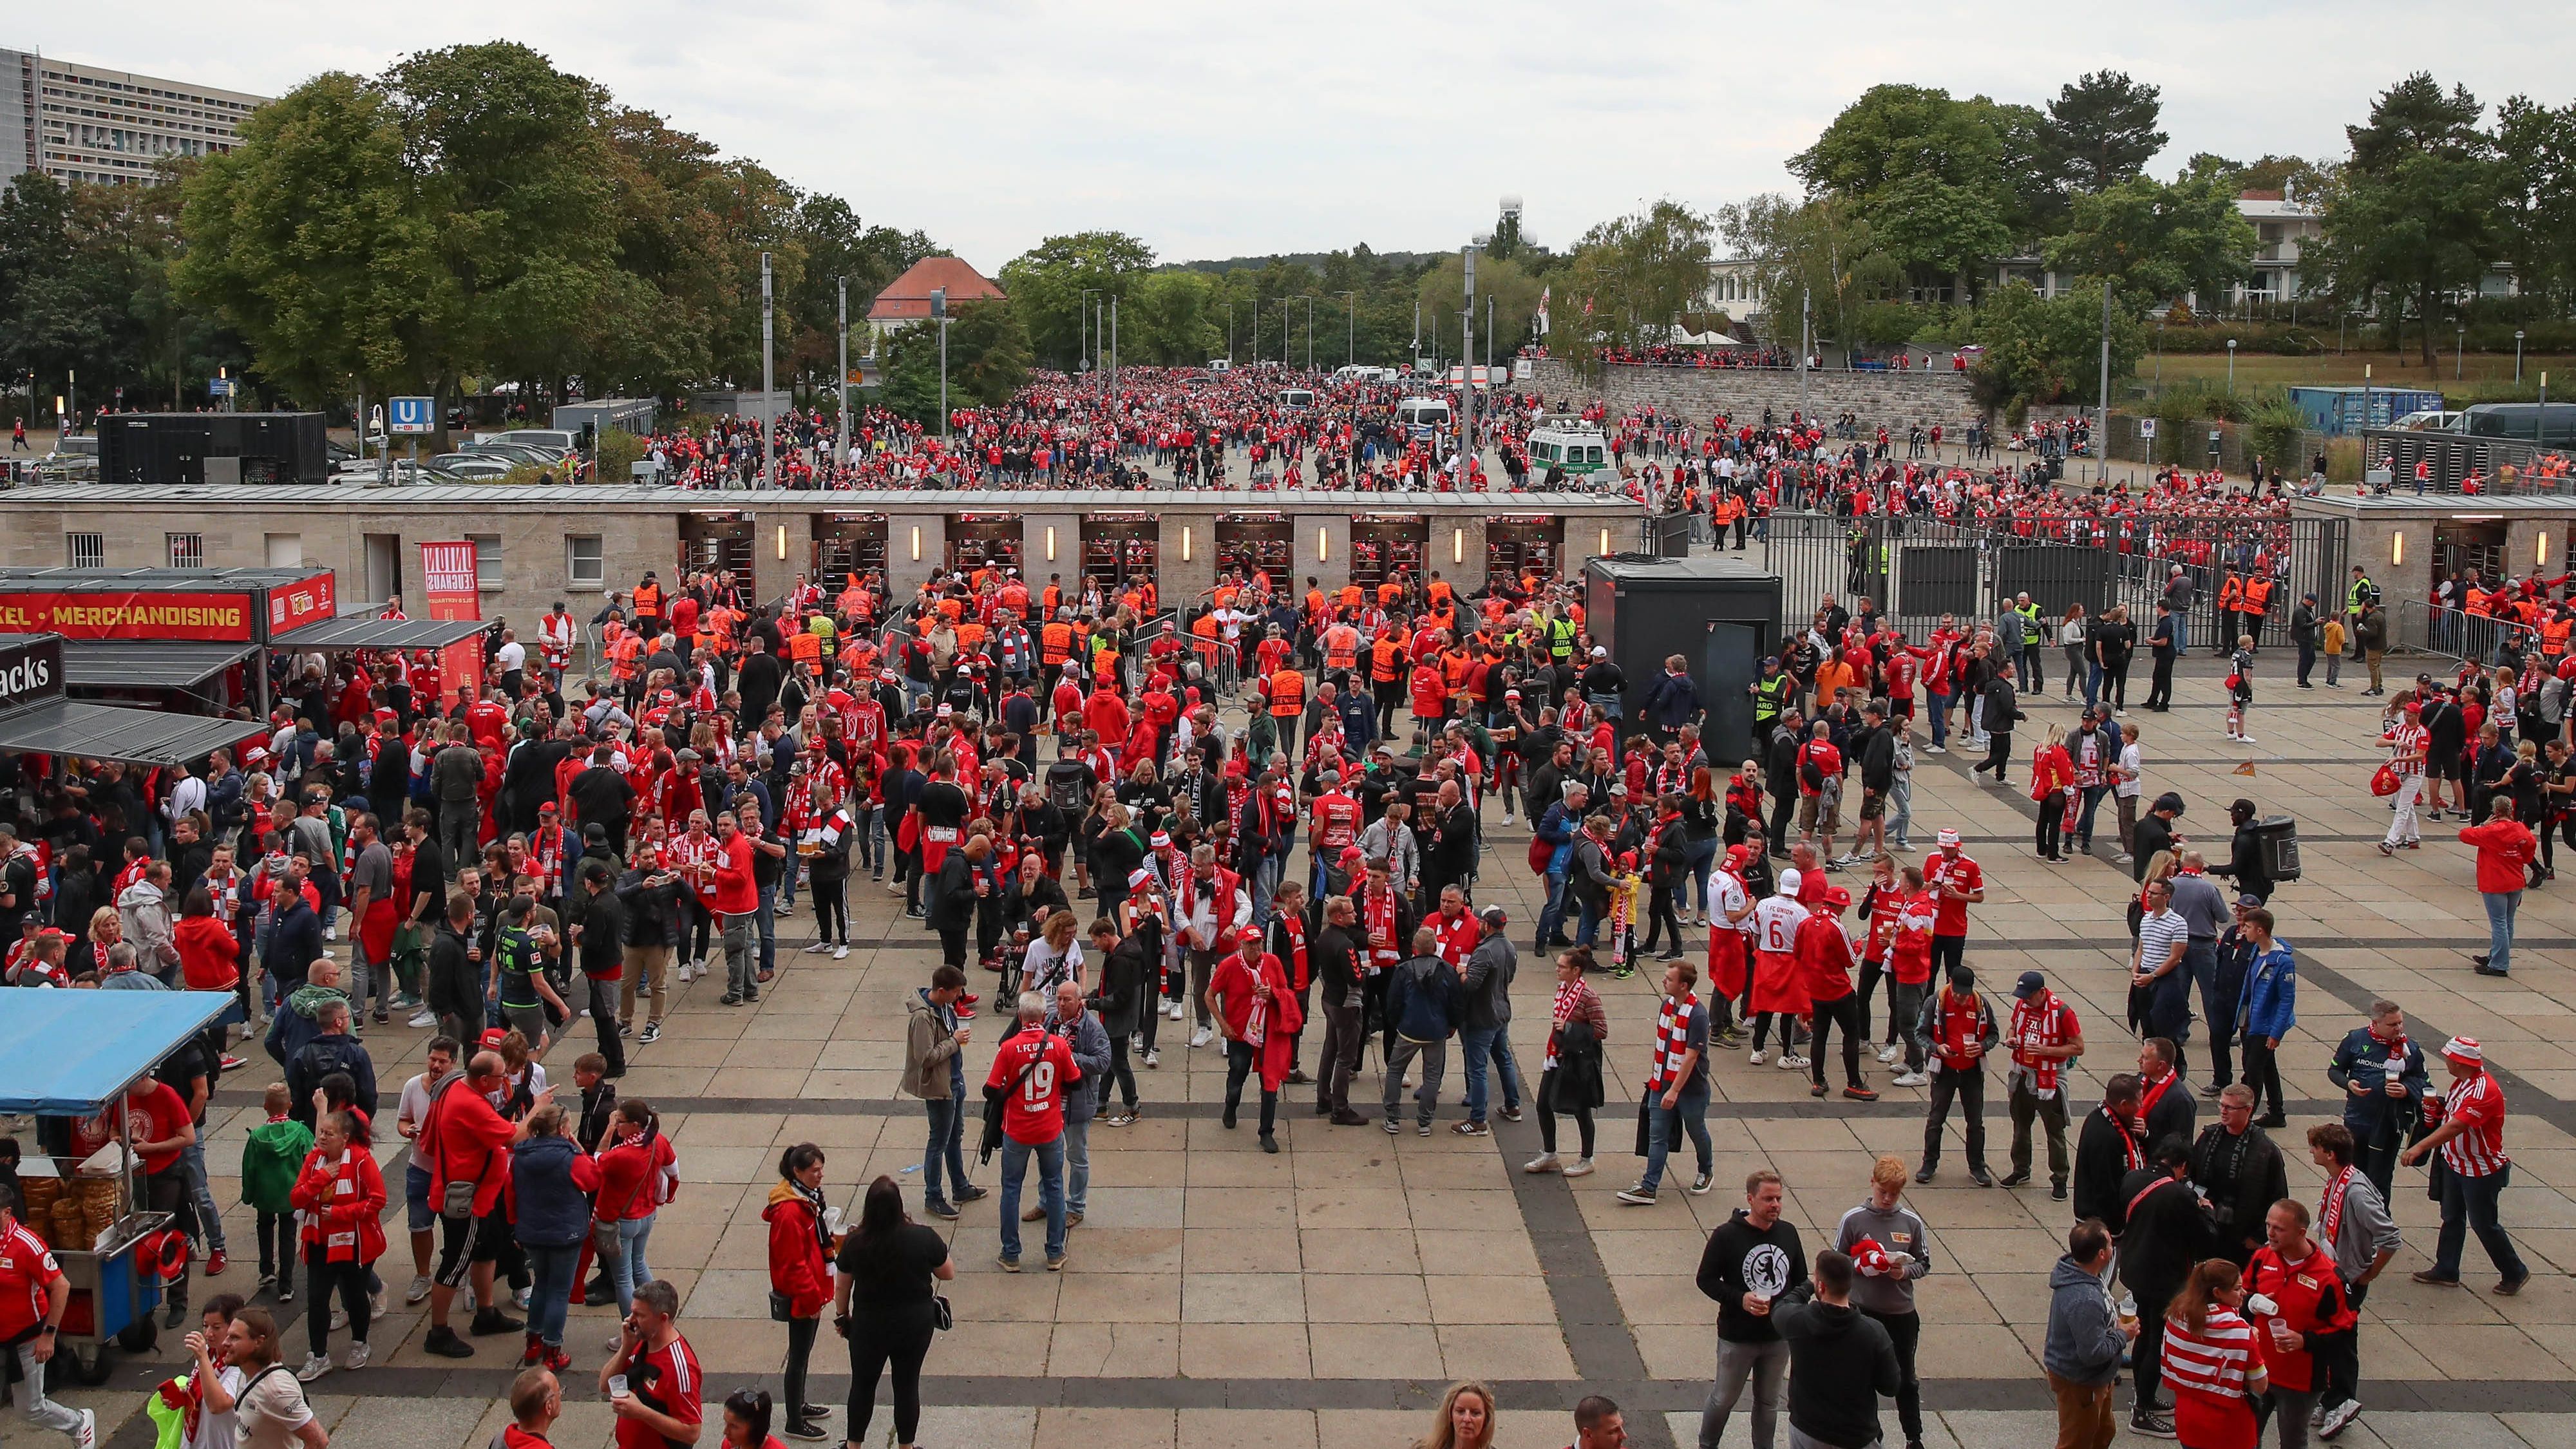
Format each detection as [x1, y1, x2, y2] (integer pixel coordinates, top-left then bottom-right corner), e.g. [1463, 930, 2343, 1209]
[1524, 357, 1975, 431]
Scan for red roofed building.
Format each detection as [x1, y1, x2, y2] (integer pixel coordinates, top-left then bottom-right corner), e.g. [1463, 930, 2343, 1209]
[867, 256, 1005, 354]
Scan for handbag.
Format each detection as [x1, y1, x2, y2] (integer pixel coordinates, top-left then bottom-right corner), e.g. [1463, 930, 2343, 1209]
[2370, 763, 2402, 797]
[933, 1293, 953, 1331]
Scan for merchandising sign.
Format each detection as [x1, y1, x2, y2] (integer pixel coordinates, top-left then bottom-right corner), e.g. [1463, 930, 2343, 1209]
[267, 573, 338, 637]
[0, 591, 256, 641]
[0, 634, 64, 714]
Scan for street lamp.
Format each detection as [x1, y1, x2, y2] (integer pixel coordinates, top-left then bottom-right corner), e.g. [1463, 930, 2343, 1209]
[1339, 291, 1356, 366]
[1080, 287, 1101, 383]
[2457, 324, 2466, 382]
[2515, 329, 2526, 383]
[2226, 337, 2237, 395]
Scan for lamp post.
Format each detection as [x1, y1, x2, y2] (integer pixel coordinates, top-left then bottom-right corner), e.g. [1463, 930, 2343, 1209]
[761, 251, 774, 489]
[835, 275, 849, 478]
[2515, 328, 2526, 384]
[2225, 336, 2237, 395]
[1340, 291, 1356, 365]
[2456, 324, 2465, 382]
[1081, 287, 1100, 385]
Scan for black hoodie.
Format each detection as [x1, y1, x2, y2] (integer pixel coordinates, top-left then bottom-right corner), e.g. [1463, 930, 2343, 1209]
[1696, 1207, 1809, 1344]
[1774, 1283, 1900, 1449]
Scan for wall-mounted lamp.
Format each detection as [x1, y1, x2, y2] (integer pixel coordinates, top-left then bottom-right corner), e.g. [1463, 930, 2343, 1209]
[1181, 526, 1193, 562]
[1317, 528, 1330, 562]
[2542, 532, 2553, 568]
[1045, 526, 1057, 562]
[1452, 528, 1464, 564]
[2391, 531, 2405, 567]
[909, 526, 922, 562]
[1598, 527, 1612, 556]
[774, 525, 787, 560]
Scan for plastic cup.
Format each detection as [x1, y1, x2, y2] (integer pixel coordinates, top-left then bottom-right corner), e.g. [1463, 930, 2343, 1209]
[608, 1375, 629, 1400]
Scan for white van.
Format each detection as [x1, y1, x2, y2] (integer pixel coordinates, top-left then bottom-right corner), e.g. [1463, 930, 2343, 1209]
[1395, 397, 1452, 439]
[1526, 419, 1612, 477]
[1206, 358, 1233, 372]
[1278, 388, 1315, 408]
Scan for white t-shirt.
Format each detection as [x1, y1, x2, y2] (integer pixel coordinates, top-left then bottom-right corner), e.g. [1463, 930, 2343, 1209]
[496, 640, 527, 672]
[2115, 743, 2144, 799]
[189, 1365, 245, 1449]
[236, 1365, 313, 1449]
[397, 1071, 440, 1140]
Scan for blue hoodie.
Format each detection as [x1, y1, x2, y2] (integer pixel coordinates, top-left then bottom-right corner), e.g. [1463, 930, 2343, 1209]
[2238, 940, 2297, 1041]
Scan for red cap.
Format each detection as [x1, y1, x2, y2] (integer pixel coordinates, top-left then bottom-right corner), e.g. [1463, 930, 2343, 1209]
[1821, 886, 1852, 909]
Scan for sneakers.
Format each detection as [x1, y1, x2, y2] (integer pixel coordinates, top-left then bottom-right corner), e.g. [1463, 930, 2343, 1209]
[2129, 1410, 2177, 1439]
[408, 1009, 438, 1028]
[1418, 1122, 1434, 1137]
[639, 1021, 662, 1044]
[1046, 1254, 1068, 1272]
[470, 1306, 524, 1337]
[926, 1200, 960, 1220]
[1689, 1171, 1714, 1195]
[996, 1255, 1021, 1273]
[1614, 1184, 1659, 1205]
[2318, 1399, 2362, 1439]
[1776, 1052, 1809, 1070]
[1875, 1043, 1902, 1065]
[1383, 1118, 1401, 1135]
[1524, 1152, 1561, 1173]
[1166, 1000, 1186, 1020]
[1142, 1048, 1160, 1069]
[341, 1340, 370, 1371]
[781, 1420, 829, 1443]
[295, 1350, 334, 1383]
[1748, 1049, 1768, 1066]
[833, 945, 849, 960]
[1452, 1120, 1490, 1137]
[73, 1408, 96, 1449]
[1891, 1070, 1929, 1088]
[1562, 1157, 1596, 1178]
[1188, 1027, 1213, 1048]
[206, 1249, 228, 1277]
[1844, 1085, 1880, 1102]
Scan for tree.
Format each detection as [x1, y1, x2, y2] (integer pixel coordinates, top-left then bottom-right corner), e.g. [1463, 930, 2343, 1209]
[1790, 84, 2032, 293]
[874, 298, 1028, 424]
[1716, 194, 1904, 350]
[2045, 174, 2257, 308]
[999, 231, 1157, 369]
[2307, 73, 2503, 365]
[1969, 279, 2145, 410]
[2041, 71, 2168, 194]
[1414, 252, 1544, 363]
[2492, 97, 2576, 316]
[1560, 201, 1714, 357]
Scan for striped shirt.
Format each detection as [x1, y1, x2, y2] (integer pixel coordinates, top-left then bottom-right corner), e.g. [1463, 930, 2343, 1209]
[2439, 1071, 2511, 1177]
[2136, 909, 2190, 978]
[2162, 1307, 2257, 1401]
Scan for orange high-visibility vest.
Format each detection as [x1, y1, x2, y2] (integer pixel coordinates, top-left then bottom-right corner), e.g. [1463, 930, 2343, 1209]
[2242, 578, 2274, 614]
[1370, 638, 1406, 683]
[1269, 668, 1306, 717]
[2218, 576, 2245, 612]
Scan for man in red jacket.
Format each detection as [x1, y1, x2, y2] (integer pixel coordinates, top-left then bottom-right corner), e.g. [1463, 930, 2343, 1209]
[424, 1050, 534, 1359]
[1797, 886, 1876, 1101]
[2460, 799, 2537, 977]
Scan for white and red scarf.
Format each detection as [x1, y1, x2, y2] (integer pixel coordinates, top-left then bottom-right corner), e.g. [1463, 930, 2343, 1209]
[300, 1148, 366, 1260]
[2318, 1165, 2357, 1249]
[2009, 994, 2070, 1096]
[1651, 992, 1700, 1091]
[1276, 912, 1309, 991]
[1361, 886, 1400, 970]
[1546, 980, 1593, 1071]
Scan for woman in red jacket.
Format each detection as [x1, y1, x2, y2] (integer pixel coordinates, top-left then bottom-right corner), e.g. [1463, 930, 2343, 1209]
[2459, 797, 2539, 976]
[764, 1144, 834, 1441]
[2029, 724, 2076, 864]
[289, 1110, 385, 1383]
[173, 886, 240, 994]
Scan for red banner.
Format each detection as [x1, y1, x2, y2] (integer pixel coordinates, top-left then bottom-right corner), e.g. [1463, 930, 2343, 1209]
[0, 590, 257, 641]
[419, 541, 485, 710]
[267, 573, 337, 638]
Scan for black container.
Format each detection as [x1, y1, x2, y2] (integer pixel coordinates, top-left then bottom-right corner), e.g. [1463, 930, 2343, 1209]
[96, 413, 330, 486]
[2254, 815, 2301, 881]
[1582, 554, 1785, 763]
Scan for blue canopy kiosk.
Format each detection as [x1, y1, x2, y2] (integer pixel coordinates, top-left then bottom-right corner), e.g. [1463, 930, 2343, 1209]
[1, 990, 235, 1382]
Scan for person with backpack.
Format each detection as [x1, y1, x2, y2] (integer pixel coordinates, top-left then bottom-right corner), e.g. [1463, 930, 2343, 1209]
[242, 1083, 314, 1305]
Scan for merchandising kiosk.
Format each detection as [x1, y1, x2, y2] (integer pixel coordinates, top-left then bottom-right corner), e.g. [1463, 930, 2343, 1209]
[0, 567, 338, 717]
[1582, 554, 1784, 755]
[0, 632, 267, 777]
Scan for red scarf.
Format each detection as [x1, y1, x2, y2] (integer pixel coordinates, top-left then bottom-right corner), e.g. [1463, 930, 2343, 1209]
[1546, 980, 1593, 1071]
[1277, 912, 1310, 991]
[2009, 994, 2069, 1095]
[1363, 886, 1399, 969]
[301, 1148, 368, 1261]
[2137, 1066, 2179, 1126]
[1651, 992, 1700, 1090]
[1929, 988, 1985, 1071]
[2097, 1106, 2143, 1173]
[2318, 1165, 2356, 1248]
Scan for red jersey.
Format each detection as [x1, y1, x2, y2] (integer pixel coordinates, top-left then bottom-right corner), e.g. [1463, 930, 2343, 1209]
[464, 699, 508, 749]
[0, 1220, 59, 1341]
[73, 1081, 193, 1176]
[1311, 791, 1361, 852]
[983, 1026, 1079, 1144]
[1794, 911, 1855, 1002]
[617, 1332, 704, 1449]
[2439, 1070, 2510, 1176]
[1426, 909, 1479, 969]
[1925, 850, 1982, 936]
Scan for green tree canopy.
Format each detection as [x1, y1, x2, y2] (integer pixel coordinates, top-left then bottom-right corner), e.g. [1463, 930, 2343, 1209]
[2307, 73, 2503, 364]
[2045, 173, 2257, 308]
[2041, 71, 2168, 195]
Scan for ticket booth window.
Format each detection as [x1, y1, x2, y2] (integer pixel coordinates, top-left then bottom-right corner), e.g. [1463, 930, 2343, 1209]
[1216, 515, 1292, 582]
[1349, 517, 1428, 591]
[679, 513, 755, 580]
[948, 516, 1025, 574]
[812, 515, 889, 589]
[1083, 516, 1159, 591]
[1486, 518, 1564, 589]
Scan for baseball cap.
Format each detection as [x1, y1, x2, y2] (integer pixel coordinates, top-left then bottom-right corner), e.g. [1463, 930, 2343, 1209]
[2235, 892, 2262, 908]
[2442, 1035, 2483, 1065]
[1936, 828, 1961, 847]
[1237, 925, 1264, 947]
[1591, 646, 1608, 658]
[1479, 904, 1508, 926]
[1777, 867, 1803, 896]
[1819, 885, 1852, 909]
[2013, 971, 2046, 999]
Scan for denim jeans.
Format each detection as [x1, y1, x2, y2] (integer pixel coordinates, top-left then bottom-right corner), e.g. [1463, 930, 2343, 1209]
[1683, 836, 1719, 916]
[1698, 1334, 1790, 1449]
[352, 935, 395, 1014]
[1927, 690, 1950, 746]
[1642, 1083, 1712, 1193]
[179, 1137, 227, 1252]
[2434, 1164, 2527, 1282]
[998, 1134, 1066, 1263]
[1459, 1025, 1522, 1122]
[1537, 870, 1571, 944]
[525, 1241, 580, 1348]
[611, 1214, 656, 1316]
[923, 1097, 971, 1208]
[756, 882, 778, 975]
[2483, 890, 2521, 974]
[1062, 1118, 1091, 1217]
[1250, 855, 1282, 930]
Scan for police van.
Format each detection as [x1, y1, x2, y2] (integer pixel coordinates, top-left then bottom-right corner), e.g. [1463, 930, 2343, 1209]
[1394, 396, 1452, 440]
[1525, 417, 1612, 477]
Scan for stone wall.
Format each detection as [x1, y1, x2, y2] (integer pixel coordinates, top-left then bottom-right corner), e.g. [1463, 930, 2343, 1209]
[1523, 357, 1975, 430]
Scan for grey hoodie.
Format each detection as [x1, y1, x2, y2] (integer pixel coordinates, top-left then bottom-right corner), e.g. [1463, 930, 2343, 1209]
[2319, 1168, 2401, 1287]
[1832, 1199, 1933, 1317]
[2041, 1253, 2126, 1386]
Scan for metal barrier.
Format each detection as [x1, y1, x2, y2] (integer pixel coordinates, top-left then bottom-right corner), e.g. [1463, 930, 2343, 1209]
[1761, 511, 2349, 652]
[2363, 430, 2576, 495]
[2398, 600, 2540, 663]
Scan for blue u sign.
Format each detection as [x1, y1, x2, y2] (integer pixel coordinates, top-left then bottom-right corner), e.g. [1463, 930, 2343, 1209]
[388, 396, 436, 434]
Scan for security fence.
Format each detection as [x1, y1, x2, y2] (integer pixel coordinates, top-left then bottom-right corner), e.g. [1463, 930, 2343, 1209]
[1761, 511, 2350, 654]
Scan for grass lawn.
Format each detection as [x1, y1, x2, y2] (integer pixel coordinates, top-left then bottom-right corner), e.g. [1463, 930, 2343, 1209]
[2144, 348, 2576, 393]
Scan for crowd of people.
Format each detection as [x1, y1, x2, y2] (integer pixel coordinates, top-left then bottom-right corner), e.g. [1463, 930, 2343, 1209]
[0, 492, 2544, 1449]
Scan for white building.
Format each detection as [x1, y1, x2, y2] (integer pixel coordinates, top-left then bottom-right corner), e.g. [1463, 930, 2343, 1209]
[3, 48, 268, 189]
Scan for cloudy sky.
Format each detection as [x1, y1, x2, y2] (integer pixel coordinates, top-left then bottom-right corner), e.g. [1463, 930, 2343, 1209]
[23, 2, 2573, 269]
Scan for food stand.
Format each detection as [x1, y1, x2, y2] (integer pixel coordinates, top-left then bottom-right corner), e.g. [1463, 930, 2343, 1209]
[0, 991, 236, 1383]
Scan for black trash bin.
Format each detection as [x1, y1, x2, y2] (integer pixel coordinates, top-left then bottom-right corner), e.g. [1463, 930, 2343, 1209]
[2253, 815, 2301, 882]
